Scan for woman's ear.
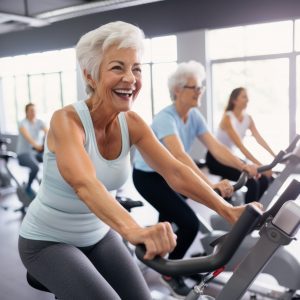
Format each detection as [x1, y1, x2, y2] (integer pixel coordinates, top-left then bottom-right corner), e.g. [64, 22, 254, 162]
[174, 86, 181, 98]
[83, 69, 96, 89]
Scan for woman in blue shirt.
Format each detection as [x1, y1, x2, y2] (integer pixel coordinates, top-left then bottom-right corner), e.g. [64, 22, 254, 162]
[133, 61, 258, 298]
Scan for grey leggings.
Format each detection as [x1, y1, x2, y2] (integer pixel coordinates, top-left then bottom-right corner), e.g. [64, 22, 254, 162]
[18, 230, 152, 300]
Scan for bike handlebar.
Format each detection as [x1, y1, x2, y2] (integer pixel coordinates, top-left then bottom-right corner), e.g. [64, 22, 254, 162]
[256, 179, 300, 228]
[135, 205, 262, 276]
[284, 134, 300, 154]
[230, 148, 288, 193]
[211, 179, 300, 247]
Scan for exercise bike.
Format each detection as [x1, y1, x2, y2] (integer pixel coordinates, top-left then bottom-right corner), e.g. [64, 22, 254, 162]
[136, 179, 300, 300]
[0, 137, 15, 196]
[197, 135, 300, 299]
[0, 138, 34, 214]
[211, 134, 300, 231]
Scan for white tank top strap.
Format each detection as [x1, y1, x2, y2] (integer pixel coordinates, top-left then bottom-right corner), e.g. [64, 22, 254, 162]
[72, 101, 130, 158]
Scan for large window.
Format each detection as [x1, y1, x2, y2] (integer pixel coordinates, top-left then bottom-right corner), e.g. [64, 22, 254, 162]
[0, 49, 76, 133]
[0, 36, 177, 132]
[208, 21, 293, 59]
[132, 35, 177, 124]
[208, 20, 299, 160]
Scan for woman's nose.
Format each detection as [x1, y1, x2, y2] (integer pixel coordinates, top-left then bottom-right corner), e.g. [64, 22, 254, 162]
[122, 70, 136, 84]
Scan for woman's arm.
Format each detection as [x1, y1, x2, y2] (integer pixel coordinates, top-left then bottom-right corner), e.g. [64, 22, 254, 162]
[42, 125, 48, 135]
[199, 131, 257, 177]
[19, 126, 43, 151]
[162, 135, 233, 197]
[163, 135, 214, 185]
[220, 114, 262, 165]
[128, 112, 261, 223]
[48, 108, 176, 259]
[249, 116, 276, 157]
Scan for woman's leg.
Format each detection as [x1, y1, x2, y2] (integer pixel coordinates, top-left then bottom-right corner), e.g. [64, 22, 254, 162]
[206, 151, 261, 203]
[17, 152, 39, 190]
[258, 175, 271, 199]
[86, 230, 152, 300]
[133, 169, 199, 260]
[205, 151, 241, 181]
[18, 236, 122, 300]
[244, 178, 259, 203]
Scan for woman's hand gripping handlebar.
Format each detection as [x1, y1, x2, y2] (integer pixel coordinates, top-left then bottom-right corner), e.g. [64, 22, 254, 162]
[215, 148, 288, 196]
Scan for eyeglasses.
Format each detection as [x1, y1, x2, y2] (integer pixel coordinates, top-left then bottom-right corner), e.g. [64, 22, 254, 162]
[183, 85, 206, 93]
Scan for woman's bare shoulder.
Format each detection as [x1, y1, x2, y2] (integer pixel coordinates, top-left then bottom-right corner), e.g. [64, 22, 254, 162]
[124, 111, 150, 145]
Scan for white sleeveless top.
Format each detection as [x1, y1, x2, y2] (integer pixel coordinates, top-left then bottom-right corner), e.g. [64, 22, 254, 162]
[216, 111, 250, 152]
[20, 101, 132, 247]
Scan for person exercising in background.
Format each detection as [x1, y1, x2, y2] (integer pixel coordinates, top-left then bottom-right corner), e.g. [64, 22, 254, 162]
[16, 103, 47, 198]
[206, 87, 276, 203]
[133, 61, 258, 297]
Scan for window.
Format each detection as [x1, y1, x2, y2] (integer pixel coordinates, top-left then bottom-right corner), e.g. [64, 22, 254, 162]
[208, 20, 298, 162]
[208, 21, 293, 60]
[132, 35, 177, 124]
[0, 38, 177, 132]
[212, 58, 289, 157]
[0, 48, 76, 133]
[295, 20, 300, 51]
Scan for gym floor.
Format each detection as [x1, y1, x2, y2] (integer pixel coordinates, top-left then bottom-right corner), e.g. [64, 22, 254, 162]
[0, 159, 298, 300]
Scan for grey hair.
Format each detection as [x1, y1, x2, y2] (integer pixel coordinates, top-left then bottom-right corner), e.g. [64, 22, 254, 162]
[76, 21, 145, 94]
[168, 60, 206, 101]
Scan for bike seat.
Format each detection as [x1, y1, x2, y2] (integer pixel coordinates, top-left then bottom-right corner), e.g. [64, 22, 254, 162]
[116, 196, 143, 212]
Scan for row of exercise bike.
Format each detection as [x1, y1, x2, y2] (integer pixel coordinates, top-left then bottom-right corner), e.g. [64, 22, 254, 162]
[1, 135, 300, 299]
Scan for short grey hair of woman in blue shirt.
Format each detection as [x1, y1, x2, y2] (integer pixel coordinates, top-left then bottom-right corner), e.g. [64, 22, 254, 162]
[76, 21, 145, 95]
[168, 60, 206, 102]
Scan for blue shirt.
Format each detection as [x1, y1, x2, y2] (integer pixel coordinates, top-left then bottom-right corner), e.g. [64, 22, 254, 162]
[134, 104, 208, 172]
[16, 118, 46, 155]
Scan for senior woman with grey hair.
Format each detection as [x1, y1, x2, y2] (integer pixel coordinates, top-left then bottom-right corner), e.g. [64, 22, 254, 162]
[18, 22, 260, 300]
[133, 60, 259, 297]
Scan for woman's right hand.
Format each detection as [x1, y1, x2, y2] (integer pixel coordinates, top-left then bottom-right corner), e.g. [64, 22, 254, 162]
[225, 202, 264, 224]
[262, 169, 273, 178]
[33, 144, 44, 152]
[243, 164, 258, 178]
[125, 222, 177, 260]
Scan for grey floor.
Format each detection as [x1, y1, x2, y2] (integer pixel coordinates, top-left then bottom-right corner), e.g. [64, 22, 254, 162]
[0, 159, 299, 300]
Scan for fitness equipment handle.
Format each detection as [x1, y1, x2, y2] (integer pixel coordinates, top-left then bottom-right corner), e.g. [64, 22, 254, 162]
[256, 179, 300, 228]
[284, 134, 300, 154]
[210, 179, 300, 248]
[256, 150, 286, 173]
[215, 149, 286, 195]
[135, 205, 262, 276]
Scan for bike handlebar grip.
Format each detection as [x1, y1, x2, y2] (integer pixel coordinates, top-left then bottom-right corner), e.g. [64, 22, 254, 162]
[257, 179, 300, 228]
[233, 172, 249, 191]
[257, 150, 286, 173]
[285, 134, 300, 153]
[135, 205, 262, 276]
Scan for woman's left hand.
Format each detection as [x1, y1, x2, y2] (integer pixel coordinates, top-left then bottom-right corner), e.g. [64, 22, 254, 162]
[226, 202, 264, 224]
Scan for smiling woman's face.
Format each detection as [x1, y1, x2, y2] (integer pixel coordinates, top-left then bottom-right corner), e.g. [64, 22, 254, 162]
[94, 45, 143, 112]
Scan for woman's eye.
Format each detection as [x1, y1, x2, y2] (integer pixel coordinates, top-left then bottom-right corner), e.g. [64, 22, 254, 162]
[133, 67, 142, 74]
[111, 65, 122, 71]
